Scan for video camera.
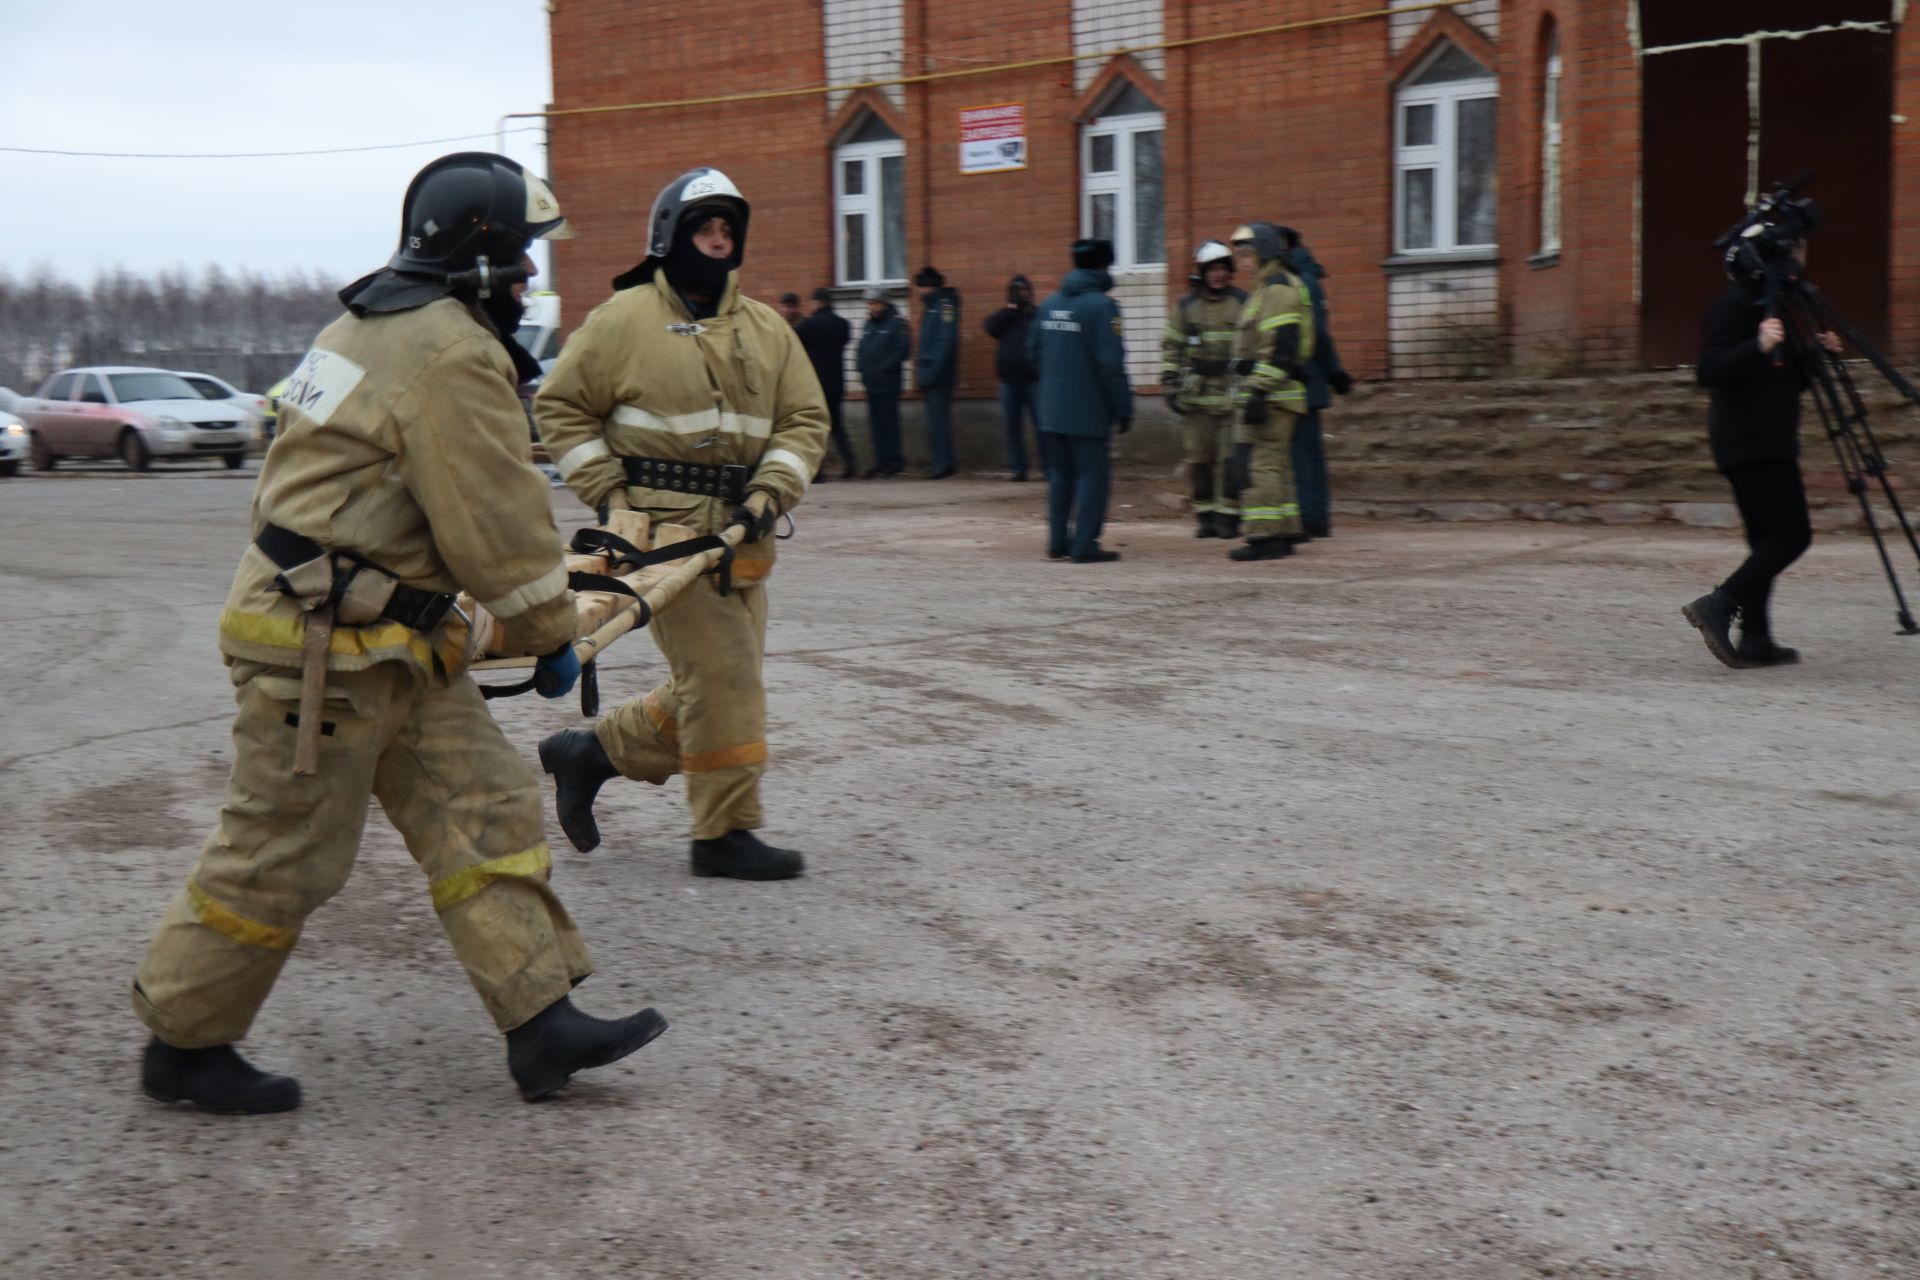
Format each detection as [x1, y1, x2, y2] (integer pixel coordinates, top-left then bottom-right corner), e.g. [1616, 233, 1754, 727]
[1715, 171, 1823, 283]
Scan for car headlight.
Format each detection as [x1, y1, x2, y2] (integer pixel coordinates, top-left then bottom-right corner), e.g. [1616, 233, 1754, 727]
[3, 423, 23, 436]
[156, 415, 186, 431]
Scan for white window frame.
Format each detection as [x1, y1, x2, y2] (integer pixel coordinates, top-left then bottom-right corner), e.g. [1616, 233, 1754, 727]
[1394, 58, 1499, 255]
[1540, 37, 1563, 255]
[1080, 110, 1166, 272]
[834, 138, 906, 287]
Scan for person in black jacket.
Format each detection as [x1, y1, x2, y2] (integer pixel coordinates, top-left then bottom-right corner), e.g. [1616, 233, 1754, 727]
[856, 288, 910, 477]
[796, 287, 858, 480]
[983, 274, 1041, 480]
[1683, 255, 1843, 668]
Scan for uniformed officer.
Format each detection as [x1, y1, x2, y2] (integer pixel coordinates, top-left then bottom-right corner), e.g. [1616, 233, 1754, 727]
[535, 168, 829, 880]
[1226, 222, 1315, 561]
[132, 153, 668, 1114]
[1162, 240, 1249, 538]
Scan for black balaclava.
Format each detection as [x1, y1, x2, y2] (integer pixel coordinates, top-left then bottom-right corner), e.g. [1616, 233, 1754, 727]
[664, 203, 740, 302]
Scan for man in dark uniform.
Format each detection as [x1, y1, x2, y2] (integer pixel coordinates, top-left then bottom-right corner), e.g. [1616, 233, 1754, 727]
[796, 287, 857, 480]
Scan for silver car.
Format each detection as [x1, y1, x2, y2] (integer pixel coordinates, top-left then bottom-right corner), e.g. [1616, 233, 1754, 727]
[13, 366, 253, 471]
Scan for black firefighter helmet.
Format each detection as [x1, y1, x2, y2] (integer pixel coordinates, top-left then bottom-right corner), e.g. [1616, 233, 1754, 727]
[388, 151, 573, 282]
[1230, 221, 1298, 262]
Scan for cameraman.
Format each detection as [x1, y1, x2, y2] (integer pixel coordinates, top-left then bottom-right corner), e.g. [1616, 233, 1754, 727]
[1682, 242, 1841, 668]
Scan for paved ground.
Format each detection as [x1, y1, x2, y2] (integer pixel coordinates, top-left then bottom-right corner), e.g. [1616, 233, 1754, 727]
[1, 461, 1915, 1280]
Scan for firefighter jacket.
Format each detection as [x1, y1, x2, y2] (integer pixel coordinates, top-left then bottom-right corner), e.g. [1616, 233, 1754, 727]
[1161, 287, 1248, 416]
[1234, 258, 1315, 429]
[534, 268, 830, 585]
[218, 297, 577, 680]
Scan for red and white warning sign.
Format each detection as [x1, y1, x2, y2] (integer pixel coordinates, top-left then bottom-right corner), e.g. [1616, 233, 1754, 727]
[959, 103, 1027, 174]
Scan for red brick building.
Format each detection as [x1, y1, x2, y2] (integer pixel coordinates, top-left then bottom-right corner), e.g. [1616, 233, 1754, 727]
[545, 1, 1909, 396]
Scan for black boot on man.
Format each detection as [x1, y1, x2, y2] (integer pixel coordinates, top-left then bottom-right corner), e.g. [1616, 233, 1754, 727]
[1681, 588, 1742, 668]
[142, 1037, 302, 1115]
[691, 829, 806, 880]
[539, 729, 621, 853]
[507, 997, 669, 1102]
[1230, 536, 1294, 562]
[1195, 512, 1221, 538]
[1734, 618, 1801, 666]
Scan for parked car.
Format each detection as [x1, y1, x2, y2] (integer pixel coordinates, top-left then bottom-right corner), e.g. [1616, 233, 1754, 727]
[175, 370, 273, 442]
[0, 409, 28, 476]
[12, 366, 253, 471]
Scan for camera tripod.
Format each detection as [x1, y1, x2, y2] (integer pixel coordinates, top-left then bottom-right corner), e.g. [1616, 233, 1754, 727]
[1766, 271, 1920, 634]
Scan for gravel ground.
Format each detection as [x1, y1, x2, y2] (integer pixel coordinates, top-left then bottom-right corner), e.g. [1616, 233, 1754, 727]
[1, 463, 1915, 1280]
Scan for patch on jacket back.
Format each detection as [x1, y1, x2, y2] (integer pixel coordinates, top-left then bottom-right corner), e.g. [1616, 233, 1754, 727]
[280, 348, 368, 427]
[1040, 310, 1081, 333]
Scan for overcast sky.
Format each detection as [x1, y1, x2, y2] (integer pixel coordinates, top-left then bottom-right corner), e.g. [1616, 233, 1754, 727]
[0, 1, 555, 285]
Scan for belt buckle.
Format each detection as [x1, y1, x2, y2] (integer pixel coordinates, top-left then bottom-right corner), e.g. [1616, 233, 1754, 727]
[719, 464, 748, 504]
[413, 592, 455, 632]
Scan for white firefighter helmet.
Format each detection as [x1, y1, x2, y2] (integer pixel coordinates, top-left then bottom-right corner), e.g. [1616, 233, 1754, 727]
[1194, 240, 1234, 269]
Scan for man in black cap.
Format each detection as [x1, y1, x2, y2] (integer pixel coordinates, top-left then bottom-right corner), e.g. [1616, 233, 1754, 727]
[796, 286, 858, 480]
[1028, 239, 1132, 563]
[914, 266, 961, 478]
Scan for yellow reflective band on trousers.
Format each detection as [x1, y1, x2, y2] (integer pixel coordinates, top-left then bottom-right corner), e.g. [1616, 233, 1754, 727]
[1242, 504, 1300, 521]
[680, 740, 769, 774]
[1258, 313, 1303, 331]
[429, 843, 552, 913]
[186, 879, 299, 951]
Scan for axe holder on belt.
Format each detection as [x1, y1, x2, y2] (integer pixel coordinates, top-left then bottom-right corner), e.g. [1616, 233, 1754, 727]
[255, 523, 460, 775]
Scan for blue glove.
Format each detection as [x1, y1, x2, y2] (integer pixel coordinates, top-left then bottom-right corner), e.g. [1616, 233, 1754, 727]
[534, 644, 581, 699]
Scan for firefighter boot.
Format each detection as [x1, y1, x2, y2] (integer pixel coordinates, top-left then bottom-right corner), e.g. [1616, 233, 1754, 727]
[1195, 512, 1221, 538]
[539, 729, 620, 853]
[142, 1037, 301, 1115]
[507, 996, 669, 1101]
[691, 829, 806, 880]
[1229, 537, 1294, 562]
[1681, 588, 1741, 668]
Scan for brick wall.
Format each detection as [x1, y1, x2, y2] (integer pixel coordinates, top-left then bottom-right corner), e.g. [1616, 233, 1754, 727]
[825, 0, 905, 113]
[546, 0, 1913, 389]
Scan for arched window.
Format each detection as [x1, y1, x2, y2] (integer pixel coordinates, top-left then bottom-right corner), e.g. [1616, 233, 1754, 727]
[834, 112, 906, 286]
[1080, 81, 1165, 271]
[1394, 42, 1499, 254]
[1540, 26, 1563, 255]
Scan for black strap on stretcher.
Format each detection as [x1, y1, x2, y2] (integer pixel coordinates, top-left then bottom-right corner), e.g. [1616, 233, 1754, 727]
[477, 529, 737, 713]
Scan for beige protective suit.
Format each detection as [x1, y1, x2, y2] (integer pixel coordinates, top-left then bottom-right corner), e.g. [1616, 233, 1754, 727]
[1233, 260, 1316, 541]
[134, 297, 589, 1049]
[535, 268, 828, 841]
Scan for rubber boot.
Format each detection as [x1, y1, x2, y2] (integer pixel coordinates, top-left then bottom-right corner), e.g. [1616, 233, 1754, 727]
[142, 1037, 301, 1115]
[690, 829, 806, 880]
[1681, 588, 1741, 668]
[1072, 548, 1121, 564]
[1194, 512, 1221, 539]
[1229, 536, 1294, 562]
[507, 996, 669, 1102]
[539, 729, 620, 853]
[1303, 520, 1331, 540]
[1218, 515, 1241, 540]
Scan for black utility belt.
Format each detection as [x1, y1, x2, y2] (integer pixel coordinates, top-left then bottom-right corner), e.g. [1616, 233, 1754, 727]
[256, 523, 457, 633]
[621, 456, 748, 504]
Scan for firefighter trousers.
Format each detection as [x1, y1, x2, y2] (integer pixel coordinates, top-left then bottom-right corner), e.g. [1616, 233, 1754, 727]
[133, 661, 591, 1049]
[1181, 411, 1239, 518]
[596, 578, 769, 841]
[1241, 409, 1303, 541]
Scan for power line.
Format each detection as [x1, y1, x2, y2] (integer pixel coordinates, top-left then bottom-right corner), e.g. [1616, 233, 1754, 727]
[0, 127, 546, 161]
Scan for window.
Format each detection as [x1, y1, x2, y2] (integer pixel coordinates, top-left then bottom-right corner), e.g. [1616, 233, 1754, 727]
[834, 113, 906, 286]
[1540, 30, 1562, 254]
[1081, 81, 1165, 271]
[1394, 42, 1499, 254]
[38, 372, 75, 400]
[79, 374, 110, 404]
